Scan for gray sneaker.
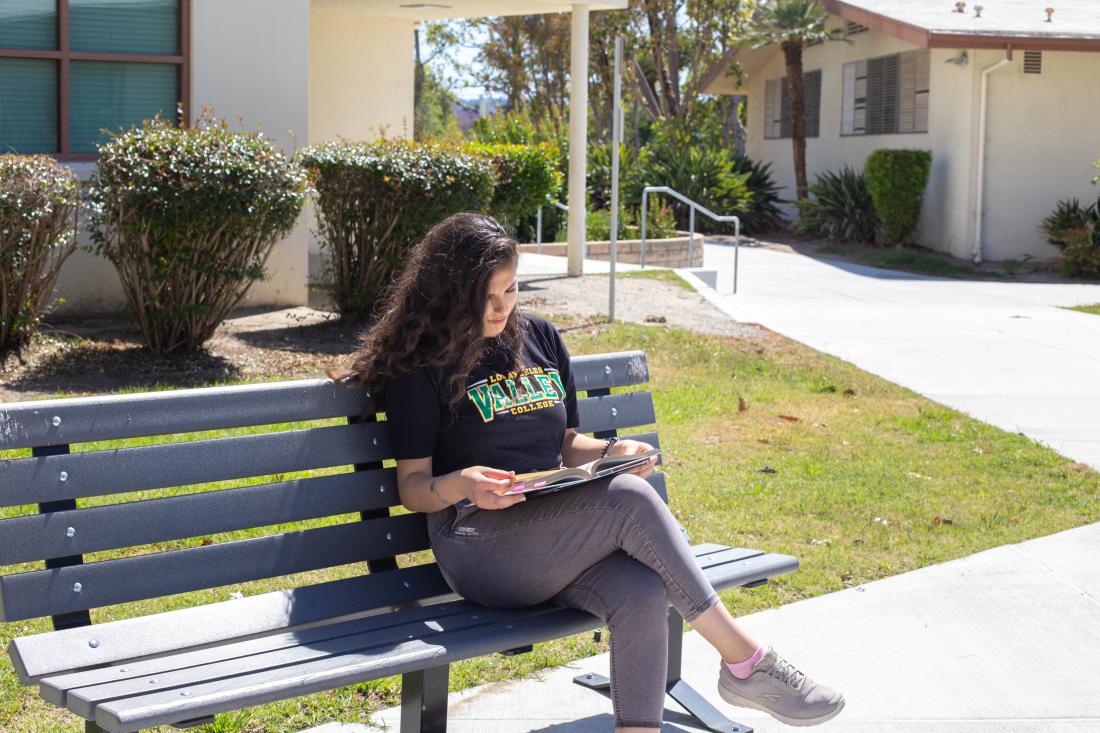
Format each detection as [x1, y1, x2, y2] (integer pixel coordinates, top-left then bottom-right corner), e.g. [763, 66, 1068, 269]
[717, 647, 845, 727]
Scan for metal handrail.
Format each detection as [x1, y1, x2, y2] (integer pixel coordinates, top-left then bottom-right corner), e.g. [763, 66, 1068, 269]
[641, 186, 742, 294]
[535, 201, 569, 253]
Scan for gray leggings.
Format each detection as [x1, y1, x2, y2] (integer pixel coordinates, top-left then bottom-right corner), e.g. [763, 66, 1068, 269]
[428, 472, 721, 729]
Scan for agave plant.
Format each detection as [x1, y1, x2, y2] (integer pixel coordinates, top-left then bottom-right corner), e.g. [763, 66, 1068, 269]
[795, 166, 878, 243]
[1040, 197, 1100, 250]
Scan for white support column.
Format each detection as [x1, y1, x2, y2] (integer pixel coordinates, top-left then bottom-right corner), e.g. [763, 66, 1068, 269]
[566, 4, 590, 276]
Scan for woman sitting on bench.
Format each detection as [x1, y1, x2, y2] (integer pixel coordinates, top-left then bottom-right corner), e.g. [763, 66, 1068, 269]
[329, 213, 844, 730]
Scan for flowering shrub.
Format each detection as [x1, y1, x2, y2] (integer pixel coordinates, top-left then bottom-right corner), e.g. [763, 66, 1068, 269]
[298, 140, 495, 320]
[0, 155, 79, 351]
[88, 115, 306, 353]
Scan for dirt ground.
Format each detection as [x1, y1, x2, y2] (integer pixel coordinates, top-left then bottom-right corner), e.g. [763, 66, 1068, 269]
[0, 271, 758, 403]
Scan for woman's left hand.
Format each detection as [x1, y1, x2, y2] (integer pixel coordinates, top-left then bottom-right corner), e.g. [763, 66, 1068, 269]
[607, 439, 658, 478]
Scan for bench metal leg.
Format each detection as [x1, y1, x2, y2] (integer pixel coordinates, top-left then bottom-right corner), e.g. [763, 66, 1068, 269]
[401, 664, 450, 733]
[573, 610, 753, 733]
[86, 721, 109, 733]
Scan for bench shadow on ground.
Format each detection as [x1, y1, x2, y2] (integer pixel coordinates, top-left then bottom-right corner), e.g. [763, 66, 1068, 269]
[524, 710, 714, 733]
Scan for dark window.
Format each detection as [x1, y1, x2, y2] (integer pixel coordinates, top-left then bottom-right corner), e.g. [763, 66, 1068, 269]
[842, 49, 928, 136]
[0, 0, 189, 159]
[764, 69, 821, 140]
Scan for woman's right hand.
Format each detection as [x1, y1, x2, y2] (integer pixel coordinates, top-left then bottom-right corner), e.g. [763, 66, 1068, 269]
[458, 466, 525, 510]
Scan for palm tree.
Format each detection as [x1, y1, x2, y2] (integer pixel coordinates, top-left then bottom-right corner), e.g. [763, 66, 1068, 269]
[750, 0, 844, 200]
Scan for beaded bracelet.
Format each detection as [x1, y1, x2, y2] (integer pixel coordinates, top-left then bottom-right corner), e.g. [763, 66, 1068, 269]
[600, 436, 619, 458]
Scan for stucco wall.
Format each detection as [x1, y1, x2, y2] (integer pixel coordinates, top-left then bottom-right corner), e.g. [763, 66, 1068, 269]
[743, 21, 1099, 262]
[309, 11, 414, 144]
[980, 49, 1100, 262]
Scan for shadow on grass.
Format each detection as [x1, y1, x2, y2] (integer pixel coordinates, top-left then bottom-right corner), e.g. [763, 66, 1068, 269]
[2, 339, 243, 397]
[232, 318, 365, 356]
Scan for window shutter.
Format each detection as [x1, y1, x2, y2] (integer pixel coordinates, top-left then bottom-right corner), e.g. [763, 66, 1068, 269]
[780, 76, 791, 139]
[0, 0, 57, 50]
[764, 78, 777, 139]
[805, 70, 821, 138]
[914, 49, 930, 133]
[0, 57, 58, 153]
[842, 62, 856, 135]
[898, 50, 916, 133]
[70, 0, 179, 55]
[854, 59, 867, 134]
[69, 61, 178, 153]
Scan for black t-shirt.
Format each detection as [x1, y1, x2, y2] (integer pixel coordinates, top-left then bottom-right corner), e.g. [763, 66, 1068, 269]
[383, 315, 580, 489]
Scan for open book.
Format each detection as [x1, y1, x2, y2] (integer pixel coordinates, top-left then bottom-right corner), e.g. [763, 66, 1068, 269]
[493, 449, 661, 499]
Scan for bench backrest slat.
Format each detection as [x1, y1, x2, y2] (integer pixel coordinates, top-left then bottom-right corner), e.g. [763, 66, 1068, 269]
[572, 351, 649, 390]
[0, 350, 659, 626]
[0, 422, 390, 507]
[0, 514, 428, 622]
[576, 391, 656, 435]
[0, 380, 374, 451]
[0, 469, 397, 565]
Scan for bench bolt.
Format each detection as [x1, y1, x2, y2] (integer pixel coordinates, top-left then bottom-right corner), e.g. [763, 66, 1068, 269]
[72, 582, 82, 593]
[88, 640, 98, 648]
[59, 471, 68, 482]
[66, 527, 76, 538]
[52, 416, 61, 426]
[379, 485, 386, 492]
[372, 437, 380, 446]
[386, 532, 393, 540]
[611, 408, 618, 417]
[604, 365, 612, 375]
[403, 581, 411, 588]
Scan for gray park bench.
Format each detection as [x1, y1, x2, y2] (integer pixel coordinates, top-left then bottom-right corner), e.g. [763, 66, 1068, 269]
[0, 349, 798, 733]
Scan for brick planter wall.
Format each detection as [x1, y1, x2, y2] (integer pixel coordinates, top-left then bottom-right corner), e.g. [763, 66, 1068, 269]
[518, 236, 703, 268]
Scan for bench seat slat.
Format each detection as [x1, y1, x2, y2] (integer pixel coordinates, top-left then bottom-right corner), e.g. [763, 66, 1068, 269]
[11, 564, 456, 684]
[39, 597, 480, 706]
[0, 422, 390, 507]
[92, 605, 598, 733]
[0, 469, 398, 564]
[571, 351, 649, 391]
[70, 548, 796, 733]
[62, 603, 538, 720]
[0, 514, 429, 622]
[575, 392, 656, 435]
[0, 379, 372, 451]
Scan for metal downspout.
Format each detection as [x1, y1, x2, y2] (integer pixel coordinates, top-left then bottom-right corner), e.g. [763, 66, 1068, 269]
[972, 48, 1013, 264]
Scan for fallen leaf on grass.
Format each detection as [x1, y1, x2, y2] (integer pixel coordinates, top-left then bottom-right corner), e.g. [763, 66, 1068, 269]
[759, 466, 777, 474]
[644, 314, 667, 323]
[931, 516, 954, 526]
[201, 537, 214, 546]
[843, 388, 856, 397]
[906, 471, 933, 480]
[738, 396, 748, 413]
[778, 415, 800, 423]
[809, 539, 830, 546]
[972, 446, 985, 455]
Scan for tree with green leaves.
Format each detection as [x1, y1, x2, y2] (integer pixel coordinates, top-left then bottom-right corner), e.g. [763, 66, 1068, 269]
[750, 0, 844, 200]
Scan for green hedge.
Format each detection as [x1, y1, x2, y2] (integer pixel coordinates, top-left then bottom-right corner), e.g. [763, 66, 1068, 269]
[88, 116, 306, 353]
[0, 155, 79, 351]
[466, 142, 562, 235]
[864, 149, 932, 246]
[298, 140, 495, 321]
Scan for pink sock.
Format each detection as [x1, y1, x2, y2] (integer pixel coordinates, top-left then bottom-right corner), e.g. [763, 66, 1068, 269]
[725, 645, 766, 680]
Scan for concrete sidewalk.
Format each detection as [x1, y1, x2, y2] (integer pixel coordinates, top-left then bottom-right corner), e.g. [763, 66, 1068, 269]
[363, 522, 1100, 733]
[687, 243, 1100, 471]
[353, 248, 1100, 733]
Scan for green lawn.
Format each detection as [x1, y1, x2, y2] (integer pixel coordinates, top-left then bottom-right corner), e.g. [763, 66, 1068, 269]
[618, 268, 695, 292]
[2, 318, 1097, 732]
[1068, 303, 1100, 316]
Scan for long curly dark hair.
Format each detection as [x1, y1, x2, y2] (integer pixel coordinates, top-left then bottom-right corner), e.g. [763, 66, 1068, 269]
[327, 212, 527, 407]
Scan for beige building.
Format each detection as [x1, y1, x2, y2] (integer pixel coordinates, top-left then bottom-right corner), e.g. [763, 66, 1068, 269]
[701, 0, 1100, 263]
[0, 0, 623, 316]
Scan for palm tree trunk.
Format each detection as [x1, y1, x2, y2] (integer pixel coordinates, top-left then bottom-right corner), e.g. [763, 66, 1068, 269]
[782, 40, 808, 200]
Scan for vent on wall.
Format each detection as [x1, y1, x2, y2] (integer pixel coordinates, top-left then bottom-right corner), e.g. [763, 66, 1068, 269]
[846, 21, 869, 35]
[1023, 51, 1043, 74]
